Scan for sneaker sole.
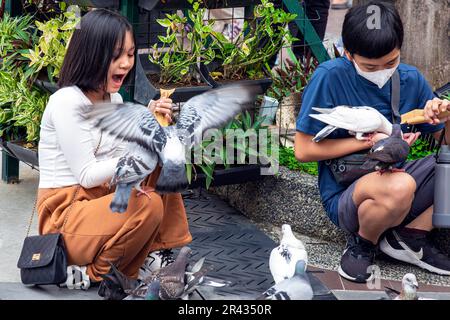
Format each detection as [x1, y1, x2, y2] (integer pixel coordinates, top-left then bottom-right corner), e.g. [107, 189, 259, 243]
[379, 237, 450, 276]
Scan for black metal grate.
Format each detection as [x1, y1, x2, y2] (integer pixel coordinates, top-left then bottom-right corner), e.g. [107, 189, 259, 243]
[180, 190, 336, 300]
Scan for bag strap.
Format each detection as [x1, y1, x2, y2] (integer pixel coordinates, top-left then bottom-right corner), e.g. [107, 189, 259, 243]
[391, 69, 401, 124]
[25, 133, 103, 238]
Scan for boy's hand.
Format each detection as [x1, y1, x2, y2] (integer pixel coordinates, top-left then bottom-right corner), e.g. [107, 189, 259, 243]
[423, 98, 450, 125]
[148, 98, 173, 123]
[402, 132, 421, 146]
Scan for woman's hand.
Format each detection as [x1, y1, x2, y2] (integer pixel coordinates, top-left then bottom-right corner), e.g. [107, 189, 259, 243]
[423, 98, 450, 125]
[148, 98, 173, 123]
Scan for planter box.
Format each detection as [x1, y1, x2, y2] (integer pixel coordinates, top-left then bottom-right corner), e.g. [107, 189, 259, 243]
[34, 78, 59, 94]
[188, 164, 263, 189]
[139, 0, 262, 11]
[65, 0, 120, 8]
[199, 62, 272, 92]
[134, 53, 213, 104]
[4, 141, 39, 168]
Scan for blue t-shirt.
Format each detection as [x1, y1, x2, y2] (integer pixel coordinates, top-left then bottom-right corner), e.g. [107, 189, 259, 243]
[296, 56, 442, 227]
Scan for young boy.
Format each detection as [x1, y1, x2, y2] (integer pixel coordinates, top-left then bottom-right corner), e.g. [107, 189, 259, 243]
[295, 1, 450, 283]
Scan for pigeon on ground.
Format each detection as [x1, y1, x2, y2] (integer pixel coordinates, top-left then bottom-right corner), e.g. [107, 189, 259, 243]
[269, 224, 308, 283]
[257, 260, 313, 300]
[145, 280, 161, 300]
[384, 273, 434, 300]
[98, 261, 140, 300]
[81, 84, 259, 213]
[360, 123, 409, 173]
[310, 106, 393, 142]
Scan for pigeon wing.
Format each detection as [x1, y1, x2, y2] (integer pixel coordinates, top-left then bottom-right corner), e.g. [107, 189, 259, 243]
[176, 84, 259, 147]
[366, 139, 409, 163]
[81, 102, 167, 153]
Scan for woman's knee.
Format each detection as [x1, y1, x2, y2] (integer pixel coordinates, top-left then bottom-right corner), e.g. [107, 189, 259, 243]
[138, 192, 164, 225]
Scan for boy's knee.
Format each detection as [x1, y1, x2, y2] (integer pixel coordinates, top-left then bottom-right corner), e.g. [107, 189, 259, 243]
[384, 173, 416, 205]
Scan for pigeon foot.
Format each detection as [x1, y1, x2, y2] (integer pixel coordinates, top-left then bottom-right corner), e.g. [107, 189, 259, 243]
[137, 187, 156, 199]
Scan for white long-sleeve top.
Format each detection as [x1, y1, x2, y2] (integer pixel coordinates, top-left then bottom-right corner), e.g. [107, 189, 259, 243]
[38, 86, 126, 189]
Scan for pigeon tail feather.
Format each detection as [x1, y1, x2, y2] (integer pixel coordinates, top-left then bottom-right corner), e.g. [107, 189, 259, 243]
[110, 183, 133, 213]
[155, 161, 188, 193]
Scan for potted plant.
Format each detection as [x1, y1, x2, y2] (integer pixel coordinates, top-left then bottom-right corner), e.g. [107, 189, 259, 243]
[134, 0, 215, 103]
[199, 0, 296, 92]
[20, 8, 80, 94]
[0, 69, 47, 167]
[138, 0, 262, 11]
[186, 111, 277, 189]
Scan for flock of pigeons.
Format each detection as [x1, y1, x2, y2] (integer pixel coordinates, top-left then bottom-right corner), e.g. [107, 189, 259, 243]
[85, 85, 426, 300]
[98, 223, 431, 300]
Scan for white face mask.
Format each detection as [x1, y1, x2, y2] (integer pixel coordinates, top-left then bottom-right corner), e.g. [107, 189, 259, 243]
[353, 60, 399, 89]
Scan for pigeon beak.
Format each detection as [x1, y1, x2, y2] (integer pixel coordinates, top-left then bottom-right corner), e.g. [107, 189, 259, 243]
[413, 282, 419, 289]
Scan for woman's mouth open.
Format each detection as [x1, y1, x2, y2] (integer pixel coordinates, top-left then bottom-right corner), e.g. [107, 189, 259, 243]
[112, 74, 126, 87]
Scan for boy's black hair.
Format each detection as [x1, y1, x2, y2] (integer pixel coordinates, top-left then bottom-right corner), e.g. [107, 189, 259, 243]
[58, 9, 136, 92]
[342, 1, 403, 59]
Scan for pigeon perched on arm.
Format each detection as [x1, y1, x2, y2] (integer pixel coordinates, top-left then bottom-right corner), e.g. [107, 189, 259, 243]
[82, 84, 259, 213]
[257, 260, 313, 300]
[269, 224, 308, 283]
[309, 106, 393, 142]
[360, 124, 410, 173]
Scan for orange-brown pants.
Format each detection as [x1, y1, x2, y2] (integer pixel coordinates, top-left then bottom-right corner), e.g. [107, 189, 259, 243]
[37, 168, 192, 282]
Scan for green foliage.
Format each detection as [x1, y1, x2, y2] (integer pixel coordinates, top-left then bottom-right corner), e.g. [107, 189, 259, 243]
[279, 146, 318, 175]
[21, 8, 79, 83]
[265, 48, 317, 102]
[209, 0, 296, 80]
[186, 111, 276, 189]
[0, 13, 37, 78]
[0, 70, 49, 142]
[407, 137, 437, 161]
[149, 0, 296, 83]
[149, 0, 216, 84]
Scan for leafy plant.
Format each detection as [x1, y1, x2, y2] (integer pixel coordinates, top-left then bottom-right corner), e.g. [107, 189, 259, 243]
[149, 0, 215, 84]
[186, 111, 276, 189]
[407, 137, 437, 161]
[0, 13, 37, 77]
[21, 7, 79, 83]
[208, 0, 296, 80]
[279, 146, 318, 175]
[0, 70, 49, 142]
[265, 48, 317, 102]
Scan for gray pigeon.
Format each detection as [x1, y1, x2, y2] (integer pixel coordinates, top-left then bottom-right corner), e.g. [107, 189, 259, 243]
[82, 84, 259, 213]
[140, 246, 192, 300]
[145, 280, 161, 300]
[360, 124, 410, 173]
[257, 260, 313, 300]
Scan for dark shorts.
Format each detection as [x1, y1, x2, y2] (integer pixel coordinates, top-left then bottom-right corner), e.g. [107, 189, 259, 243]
[337, 155, 435, 234]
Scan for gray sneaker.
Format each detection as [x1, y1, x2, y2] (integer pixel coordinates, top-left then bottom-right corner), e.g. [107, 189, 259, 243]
[338, 233, 377, 283]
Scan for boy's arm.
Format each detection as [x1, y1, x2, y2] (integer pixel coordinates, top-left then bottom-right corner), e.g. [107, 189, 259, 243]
[294, 132, 373, 162]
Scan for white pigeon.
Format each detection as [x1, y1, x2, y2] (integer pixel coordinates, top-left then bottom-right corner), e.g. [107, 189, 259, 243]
[384, 273, 435, 300]
[257, 260, 313, 300]
[309, 106, 393, 142]
[81, 84, 259, 213]
[269, 224, 308, 284]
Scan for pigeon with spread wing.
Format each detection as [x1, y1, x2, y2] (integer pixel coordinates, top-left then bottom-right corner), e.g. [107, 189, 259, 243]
[81, 84, 259, 213]
[310, 106, 393, 142]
